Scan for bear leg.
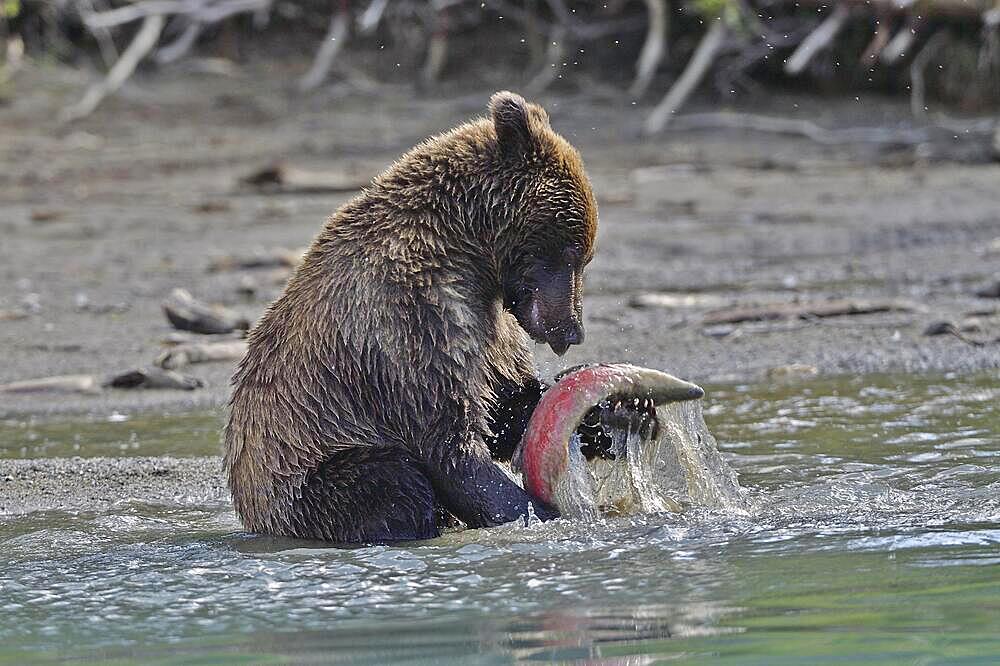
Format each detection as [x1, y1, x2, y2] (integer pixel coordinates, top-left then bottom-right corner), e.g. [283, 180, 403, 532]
[291, 448, 440, 543]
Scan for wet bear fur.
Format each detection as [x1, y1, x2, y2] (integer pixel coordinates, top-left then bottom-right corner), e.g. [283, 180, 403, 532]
[224, 91, 598, 543]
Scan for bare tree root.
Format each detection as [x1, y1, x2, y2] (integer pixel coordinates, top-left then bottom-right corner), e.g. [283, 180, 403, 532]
[629, 0, 667, 98]
[661, 110, 996, 145]
[881, 17, 919, 64]
[155, 20, 203, 64]
[645, 21, 728, 134]
[910, 30, 948, 117]
[77, 0, 120, 67]
[525, 25, 566, 94]
[784, 4, 850, 75]
[357, 0, 389, 35]
[61, 13, 165, 122]
[421, 6, 449, 85]
[298, 1, 350, 92]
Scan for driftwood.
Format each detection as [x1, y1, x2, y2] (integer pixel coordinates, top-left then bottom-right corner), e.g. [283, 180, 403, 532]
[162, 288, 250, 335]
[240, 163, 370, 194]
[923, 321, 999, 346]
[206, 247, 305, 272]
[156, 339, 248, 369]
[0, 367, 203, 394]
[0, 375, 102, 395]
[0, 309, 29, 322]
[974, 280, 1000, 298]
[661, 112, 997, 147]
[105, 366, 204, 390]
[702, 298, 921, 325]
[630, 292, 729, 309]
[765, 363, 819, 380]
[162, 330, 245, 345]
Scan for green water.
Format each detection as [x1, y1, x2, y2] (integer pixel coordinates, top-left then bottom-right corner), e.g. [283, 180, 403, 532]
[0, 411, 221, 459]
[0, 373, 998, 664]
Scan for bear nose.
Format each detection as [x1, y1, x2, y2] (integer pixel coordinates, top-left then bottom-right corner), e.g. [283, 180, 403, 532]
[563, 321, 585, 346]
[548, 321, 584, 356]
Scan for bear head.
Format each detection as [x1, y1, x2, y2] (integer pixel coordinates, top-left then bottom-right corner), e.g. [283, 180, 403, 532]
[489, 91, 598, 356]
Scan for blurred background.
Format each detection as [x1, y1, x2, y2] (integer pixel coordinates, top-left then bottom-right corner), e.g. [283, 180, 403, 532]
[1, 0, 999, 415]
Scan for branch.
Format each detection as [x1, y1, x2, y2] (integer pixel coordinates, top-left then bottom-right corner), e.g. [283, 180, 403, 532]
[154, 20, 203, 64]
[629, 0, 668, 98]
[298, 2, 350, 92]
[910, 30, 948, 117]
[880, 18, 918, 64]
[645, 21, 728, 134]
[525, 25, 566, 94]
[61, 13, 166, 122]
[784, 4, 850, 75]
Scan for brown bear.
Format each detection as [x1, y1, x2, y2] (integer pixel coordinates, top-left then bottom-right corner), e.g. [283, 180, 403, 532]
[224, 91, 598, 543]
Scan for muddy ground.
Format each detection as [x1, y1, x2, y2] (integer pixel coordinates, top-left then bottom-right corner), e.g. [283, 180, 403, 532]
[1, 59, 999, 426]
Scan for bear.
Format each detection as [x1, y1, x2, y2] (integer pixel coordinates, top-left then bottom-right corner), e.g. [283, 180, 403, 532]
[224, 91, 598, 543]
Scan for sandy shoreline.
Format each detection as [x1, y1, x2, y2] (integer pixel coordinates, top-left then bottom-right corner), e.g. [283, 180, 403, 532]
[0, 456, 228, 516]
[1, 63, 998, 421]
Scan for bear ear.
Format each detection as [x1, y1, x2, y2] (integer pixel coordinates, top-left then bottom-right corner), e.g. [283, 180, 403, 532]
[490, 91, 549, 156]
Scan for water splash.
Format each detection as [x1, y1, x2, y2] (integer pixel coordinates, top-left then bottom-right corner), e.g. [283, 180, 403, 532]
[551, 401, 749, 519]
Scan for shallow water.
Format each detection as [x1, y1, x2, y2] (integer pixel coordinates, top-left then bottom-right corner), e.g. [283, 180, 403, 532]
[1, 373, 998, 663]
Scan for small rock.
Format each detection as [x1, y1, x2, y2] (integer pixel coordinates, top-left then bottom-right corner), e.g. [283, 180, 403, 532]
[924, 320, 956, 336]
[236, 275, 258, 298]
[701, 324, 738, 339]
[29, 209, 66, 223]
[766, 364, 819, 380]
[193, 200, 232, 214]
[973, 280, 1000, 299]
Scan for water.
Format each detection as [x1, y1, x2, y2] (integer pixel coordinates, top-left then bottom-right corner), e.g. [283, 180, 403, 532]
[561, 400, 747, 518]
[1, 373, 998, 663]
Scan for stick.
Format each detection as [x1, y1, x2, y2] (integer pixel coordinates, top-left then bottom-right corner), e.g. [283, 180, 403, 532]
[663, 111, 935, 144]
[629, 0, 667, 98]
[880, 19, 918, 64]
[784, 4, 850, 75]
[298, 1, 350, 91]
[78, 0, 120, 67]
[82, 0, 270, 30]
[645, 21, 728, 134]
[239, 163, 370, 194]
[0, 375, 102, 395]
[357, 0, 389, 34]
[155, 20, 203, 64]
[61, 13, 166, 122]
[859, 11, 891, 64]
[206, 247, 305, 272]
[525, 25, 566, 94]
[155, 340, 248, 369]
[702, 298, 921, 325]
[910, 30, 948, 118]
[421, 6, 449, 85]
[82, 0, 192, 30]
